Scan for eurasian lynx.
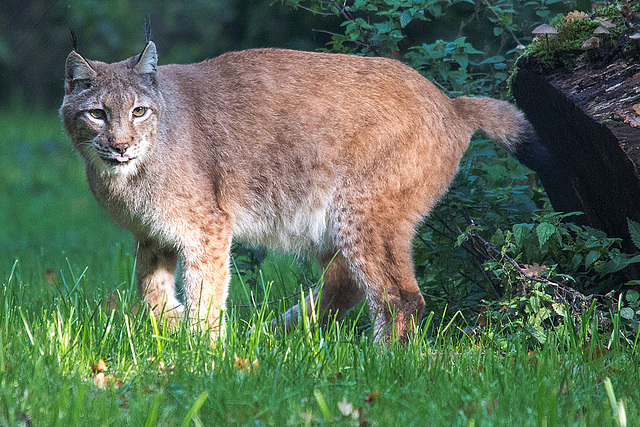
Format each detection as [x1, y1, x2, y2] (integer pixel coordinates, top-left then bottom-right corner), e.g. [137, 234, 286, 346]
[61, 39, 536, 343]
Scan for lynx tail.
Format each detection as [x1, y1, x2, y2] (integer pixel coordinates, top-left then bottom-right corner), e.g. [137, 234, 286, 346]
[452, 96, 536, 153]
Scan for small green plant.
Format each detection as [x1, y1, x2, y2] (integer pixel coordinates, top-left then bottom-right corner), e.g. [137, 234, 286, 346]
[405, 37, 488, 95]
[282, 0, 576, 97]
[471, 213, 640, 344]
[618, 288, 639, 331]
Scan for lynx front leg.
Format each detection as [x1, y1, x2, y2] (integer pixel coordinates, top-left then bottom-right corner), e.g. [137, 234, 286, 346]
[135, 241, 184, 324]
[180, 215, 232, 341]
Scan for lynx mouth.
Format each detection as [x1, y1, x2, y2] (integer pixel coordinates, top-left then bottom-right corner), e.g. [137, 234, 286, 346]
[104, 155, 134, 166]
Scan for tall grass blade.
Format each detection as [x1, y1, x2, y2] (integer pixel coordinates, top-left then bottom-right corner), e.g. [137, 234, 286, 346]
[180, 391, 209, 427]
[143, 393, 163, 427]
[124, 314, 138, 366]
[0, 329, 5, 374]
[18, 307, 35, 346]
[603, 377, 623, 426]
[313, 389, 332, 422]
[98, 308, 116, 354]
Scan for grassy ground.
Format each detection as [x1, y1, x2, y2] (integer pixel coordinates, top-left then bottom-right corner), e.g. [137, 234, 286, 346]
[1, 110, 638, 425]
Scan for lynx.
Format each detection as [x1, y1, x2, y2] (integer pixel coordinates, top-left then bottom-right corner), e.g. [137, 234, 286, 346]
[61, 38, 536, 343]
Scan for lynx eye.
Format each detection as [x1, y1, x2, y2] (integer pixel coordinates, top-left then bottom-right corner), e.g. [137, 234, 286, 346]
[132, 106, 148, 118]
[88, 109, 106, 120]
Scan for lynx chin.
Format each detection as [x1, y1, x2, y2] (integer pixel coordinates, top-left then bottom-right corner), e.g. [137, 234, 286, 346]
[61, 38, 537, 343]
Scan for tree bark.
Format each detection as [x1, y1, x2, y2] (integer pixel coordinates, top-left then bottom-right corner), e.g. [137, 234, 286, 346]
[512, 50, 640, 251]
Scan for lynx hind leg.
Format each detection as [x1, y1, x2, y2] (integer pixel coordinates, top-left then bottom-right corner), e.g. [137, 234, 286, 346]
[135, 241, 184, 325]
[279, 253, 365, 330]
[337, 217, 425, 343]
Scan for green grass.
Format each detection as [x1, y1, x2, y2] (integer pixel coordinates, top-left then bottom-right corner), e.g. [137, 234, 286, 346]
[1, 109, 639, 425]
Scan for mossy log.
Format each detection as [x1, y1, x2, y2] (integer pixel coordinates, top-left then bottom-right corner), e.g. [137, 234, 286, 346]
[512, 51, 640, 250]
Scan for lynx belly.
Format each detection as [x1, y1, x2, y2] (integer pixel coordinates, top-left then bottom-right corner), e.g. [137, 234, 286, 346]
[231, 191, 334, 256]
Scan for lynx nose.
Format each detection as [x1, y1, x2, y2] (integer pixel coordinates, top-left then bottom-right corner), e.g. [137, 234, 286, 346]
[113, 142, 130, 154]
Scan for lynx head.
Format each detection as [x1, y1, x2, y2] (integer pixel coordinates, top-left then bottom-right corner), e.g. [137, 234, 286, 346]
[60, 41, 163, 176]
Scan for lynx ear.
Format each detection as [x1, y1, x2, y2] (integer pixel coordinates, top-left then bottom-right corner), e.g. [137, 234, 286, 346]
[65, 51, 96, 94]
[134, 41, 158, 75]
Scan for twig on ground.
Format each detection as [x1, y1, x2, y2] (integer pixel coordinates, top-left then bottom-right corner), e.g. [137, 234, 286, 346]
[459, 205, 604, 313]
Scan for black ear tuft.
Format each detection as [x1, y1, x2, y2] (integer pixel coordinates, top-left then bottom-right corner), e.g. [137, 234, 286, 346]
[69, 29, 78, 52]
[144, 16, 152, 44]
[134, 41, 158, 76]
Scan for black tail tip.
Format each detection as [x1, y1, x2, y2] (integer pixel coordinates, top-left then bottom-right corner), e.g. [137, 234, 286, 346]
[513, 126, 555, 175]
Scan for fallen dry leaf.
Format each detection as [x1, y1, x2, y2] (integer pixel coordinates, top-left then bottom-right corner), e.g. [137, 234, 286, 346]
[527, 351, 539, 369]
[582, 343, 609, 360]
[485, 397, 499, 415]
[92, 359, 108, 389]
[44, 268, 58, 284]
[337, 396, 354, 417]
[91, 359, 123, 389]
[327, 372, 344, 382]
[357, 407, 370, 427]
[522, 264, 548, 277]
[565, 11, 590, 22]
[105, 290, 123, 312]
[92, 359, 107, 374]
[618, 4, 635, 21]
[594, 17, 616, 28]
[94, 372, 107, 389]
[626, 111, 640, 128]
[365, 388, 381, 405]
[233, 355, 258, 373]
[104, 290, 141, 316]
[233, 356, 245, 370]
[525, 172, 536, 188]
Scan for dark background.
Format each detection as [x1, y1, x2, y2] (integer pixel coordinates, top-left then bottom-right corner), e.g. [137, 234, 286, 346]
[0, 0, 337, 109]
[0, 0, 513, 110]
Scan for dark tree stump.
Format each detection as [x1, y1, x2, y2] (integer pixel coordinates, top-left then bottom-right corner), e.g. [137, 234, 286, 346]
[512, 49, 640, 251]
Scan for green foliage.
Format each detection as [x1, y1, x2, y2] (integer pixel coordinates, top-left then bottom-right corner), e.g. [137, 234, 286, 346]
[554, 15, 601, 46]
[628, 218, 640, 250]
[405, 37, 489, 95]
[524, 15, 600, 68]
[524, 0, 565, 19]
[410, 142, 536, 317]
[618, 288, 640, 333]
[473, 212, 640, 345]
[287, 0, 447, 56]
[495, 212, 640, 279]
[283, 0, 582, 95]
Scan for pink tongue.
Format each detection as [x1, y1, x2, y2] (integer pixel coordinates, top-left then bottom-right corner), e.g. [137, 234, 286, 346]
[115, 155, 129, 163]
